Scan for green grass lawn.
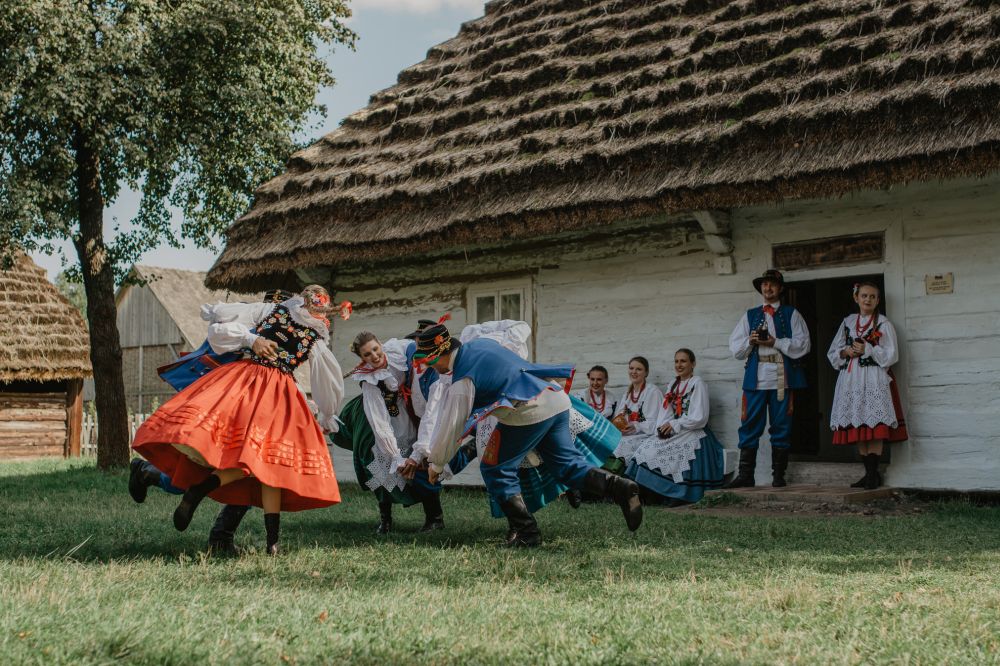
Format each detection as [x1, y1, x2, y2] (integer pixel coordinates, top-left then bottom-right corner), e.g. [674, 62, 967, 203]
[2, 459, 1000, 665]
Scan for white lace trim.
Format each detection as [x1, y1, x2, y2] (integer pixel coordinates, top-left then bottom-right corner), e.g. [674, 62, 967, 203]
[628, 429, 705, 481]
[830, 367, 898, 429]
[568, 408, 593, 437]
[365, 446, 407, 493]
[613, 433, 646, 461]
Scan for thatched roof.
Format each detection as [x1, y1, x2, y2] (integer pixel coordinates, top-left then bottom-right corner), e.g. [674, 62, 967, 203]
[0, 254, 91, 383]
[208, 0, 1000, 290]
[122, 266, 260, 348]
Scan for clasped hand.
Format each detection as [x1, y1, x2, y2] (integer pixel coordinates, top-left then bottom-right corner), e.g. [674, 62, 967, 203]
[396, 458, 421, 480]
[252, 337, 279, 360]
[657, 423, 674, 438]
[749, 331, 776, 347]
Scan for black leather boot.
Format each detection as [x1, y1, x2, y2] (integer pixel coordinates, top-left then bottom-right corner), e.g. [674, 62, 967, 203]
[582, 468, 643, 532]
[420, 493, 445, 532]
[565, 489, 582, 509]
[207, 504, 250, 556]
[863, 454, 882, 490]
[850, 459, 868, 489]
[375, 500, 393, 535]
[264, 513, 280, 556]
[128, 459, 162, 504]
[173, 474, 220, 531]
[498, 494, 541, 547]
[771, 448, 789, 488]
[725, 448, 758, 488]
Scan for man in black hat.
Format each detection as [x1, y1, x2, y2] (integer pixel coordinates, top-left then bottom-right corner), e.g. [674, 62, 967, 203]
[726, 269, 811, 488]
[415, 322, 643, 546]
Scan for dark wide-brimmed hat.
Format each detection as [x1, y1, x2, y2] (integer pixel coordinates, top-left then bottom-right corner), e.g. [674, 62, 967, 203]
[752, 269, 785, 293]
[404, 319, 439, 340]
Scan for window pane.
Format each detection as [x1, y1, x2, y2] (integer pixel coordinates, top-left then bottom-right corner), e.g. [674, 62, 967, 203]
[500, 292, 521, 320]
[475, 295, 495, 323]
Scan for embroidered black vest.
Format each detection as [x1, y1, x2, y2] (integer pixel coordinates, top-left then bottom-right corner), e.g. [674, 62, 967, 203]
[248, 305, 320, 374]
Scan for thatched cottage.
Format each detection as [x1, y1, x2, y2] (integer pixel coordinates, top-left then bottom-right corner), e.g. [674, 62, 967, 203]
[1, 253, 91, 459]
[207, 0, 1000, 490]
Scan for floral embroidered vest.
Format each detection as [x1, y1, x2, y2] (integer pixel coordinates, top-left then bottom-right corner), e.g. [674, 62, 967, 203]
[248, 305, 320, 374]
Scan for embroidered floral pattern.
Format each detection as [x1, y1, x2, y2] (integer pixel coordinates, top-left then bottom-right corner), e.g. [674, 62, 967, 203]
[249, 305, 320, 374]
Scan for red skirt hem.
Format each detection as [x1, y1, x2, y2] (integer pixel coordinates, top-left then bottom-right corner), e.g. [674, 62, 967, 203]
[132, 360, 340, 511]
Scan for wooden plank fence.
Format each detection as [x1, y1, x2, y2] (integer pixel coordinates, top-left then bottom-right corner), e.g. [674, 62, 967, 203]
[81, 413, 148, 457]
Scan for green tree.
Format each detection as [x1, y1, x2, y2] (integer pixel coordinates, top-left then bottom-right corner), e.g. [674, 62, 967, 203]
[0, 1, 355, 468]
[55, 270, 88, 322]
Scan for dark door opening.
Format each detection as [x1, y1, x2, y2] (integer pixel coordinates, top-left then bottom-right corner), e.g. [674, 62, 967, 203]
[783, 273, 886, 462]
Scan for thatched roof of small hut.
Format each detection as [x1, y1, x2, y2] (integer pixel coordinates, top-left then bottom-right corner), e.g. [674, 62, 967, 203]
[0, 254, 91, 383]
[208, 0, 1000, 290]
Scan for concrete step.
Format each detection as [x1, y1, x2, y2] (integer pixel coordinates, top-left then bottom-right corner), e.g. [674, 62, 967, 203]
[706, 484, 897, 505]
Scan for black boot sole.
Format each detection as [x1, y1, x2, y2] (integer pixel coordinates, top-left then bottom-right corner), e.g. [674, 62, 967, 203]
[419, 519, 445, 532]
[173, 495, 201, 532]
[128, 460, 149, 504]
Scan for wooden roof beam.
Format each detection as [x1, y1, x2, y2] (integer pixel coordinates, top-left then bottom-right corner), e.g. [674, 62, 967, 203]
[692, 209, 735, 275]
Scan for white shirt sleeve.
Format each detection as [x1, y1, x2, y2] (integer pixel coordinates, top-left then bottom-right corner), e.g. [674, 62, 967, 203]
[410, 377, 451, 462]
[361, 381, 405, 473]
[309, 339, 344, 433]
[202, 302, 274, 353]
[773, 309, 811, 359]
[669, 378, 709, 433]
[864, 317, 900, 368]
[729, 315, 752, 361]
[630, 386, 662, 436]
[427, 378, 476, 474]
[827, 319, 850, 370]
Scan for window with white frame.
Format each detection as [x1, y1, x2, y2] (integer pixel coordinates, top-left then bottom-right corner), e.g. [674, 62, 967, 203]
[467, 278, 532, 326]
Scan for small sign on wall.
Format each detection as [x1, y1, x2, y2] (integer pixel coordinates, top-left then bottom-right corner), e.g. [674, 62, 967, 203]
[924, 273, 954, 295]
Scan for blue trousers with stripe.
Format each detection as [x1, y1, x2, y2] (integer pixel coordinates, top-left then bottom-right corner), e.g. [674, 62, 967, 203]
[737, 389, 794, 450]
[480, 411, 592, 503]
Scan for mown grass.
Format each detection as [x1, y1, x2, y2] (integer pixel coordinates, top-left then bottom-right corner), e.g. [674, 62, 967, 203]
[2, 458, 1000, 665]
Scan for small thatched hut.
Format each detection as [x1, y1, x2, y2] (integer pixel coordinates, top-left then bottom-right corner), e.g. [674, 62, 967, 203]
[207, 0, 1000, 491]
[1, 253, 91, 459]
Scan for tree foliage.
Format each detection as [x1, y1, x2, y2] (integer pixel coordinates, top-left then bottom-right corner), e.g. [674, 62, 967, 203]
[1, 0, 355, 267]
[0, 0, 355, 467]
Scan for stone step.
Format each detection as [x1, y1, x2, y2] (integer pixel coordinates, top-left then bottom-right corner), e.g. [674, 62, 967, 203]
[706, 484, 897, 505]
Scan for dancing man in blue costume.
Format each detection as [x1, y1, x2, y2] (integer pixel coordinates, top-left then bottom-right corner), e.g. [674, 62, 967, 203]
[726, 269, 811, 488]
[419, 322, 643, 547]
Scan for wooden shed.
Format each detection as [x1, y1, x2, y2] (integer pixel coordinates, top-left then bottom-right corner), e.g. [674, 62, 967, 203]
[206, 1, 1000, 490]
[1, 253, 91, 459]
[113, 265, 257, 413]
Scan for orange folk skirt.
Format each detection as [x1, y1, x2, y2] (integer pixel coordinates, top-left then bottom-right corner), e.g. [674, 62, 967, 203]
[132, 359, 340, 511]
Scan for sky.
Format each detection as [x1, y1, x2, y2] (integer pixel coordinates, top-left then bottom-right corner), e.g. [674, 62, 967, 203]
[31, 0, 486, 279]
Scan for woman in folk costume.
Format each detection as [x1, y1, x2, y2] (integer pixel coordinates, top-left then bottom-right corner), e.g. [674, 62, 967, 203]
[420, 323, 642, 547]
[608, 356, 663, 473]
[132, 286, 346, 555]
[334, 326, 472, 534]
[573, 365, 616, 419]
[622, 349, 725, 504]
[827, 282, 908, 489]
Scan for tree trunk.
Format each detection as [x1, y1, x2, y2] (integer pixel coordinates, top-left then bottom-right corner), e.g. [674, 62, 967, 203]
[73, 127, 130, 469]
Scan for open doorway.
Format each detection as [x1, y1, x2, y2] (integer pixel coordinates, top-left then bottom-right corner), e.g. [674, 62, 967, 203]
[783, 273, 887, 463]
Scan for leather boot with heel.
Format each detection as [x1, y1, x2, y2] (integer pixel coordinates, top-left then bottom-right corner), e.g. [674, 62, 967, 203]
[498, 495, 541, 547]
[725, 448, 758, 488]
[582, 468, 643, 532]
[207, 504, 250, 556]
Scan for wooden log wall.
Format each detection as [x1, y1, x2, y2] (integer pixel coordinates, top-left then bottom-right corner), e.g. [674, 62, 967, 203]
[0, 391, 68, 459]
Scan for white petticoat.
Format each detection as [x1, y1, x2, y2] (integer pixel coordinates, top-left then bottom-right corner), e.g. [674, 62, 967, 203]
[830, 365, 898, 429]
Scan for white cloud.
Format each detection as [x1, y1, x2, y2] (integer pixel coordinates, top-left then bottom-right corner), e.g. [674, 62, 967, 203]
[351, 0, 485, 14]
